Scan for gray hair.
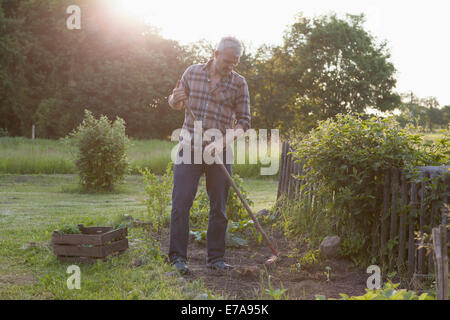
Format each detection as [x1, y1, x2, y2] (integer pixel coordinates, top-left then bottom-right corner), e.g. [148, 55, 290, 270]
[216, 36, 243, 57]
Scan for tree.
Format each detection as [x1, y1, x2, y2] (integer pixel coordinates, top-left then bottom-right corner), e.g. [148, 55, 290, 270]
[238, 45, 296, 132]
[421, 96, 441, 132]
[279, 13, 401, 133]
[0, 0, 190, 139]
[0, 0, 30, 135]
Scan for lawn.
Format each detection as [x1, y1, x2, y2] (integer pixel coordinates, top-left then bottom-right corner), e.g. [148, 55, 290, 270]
[0, 174, 278, 299]
[0, 137, 280, 179]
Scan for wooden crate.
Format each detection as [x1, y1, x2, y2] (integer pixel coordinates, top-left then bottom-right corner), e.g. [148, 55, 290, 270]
[51, 224, 128, 264]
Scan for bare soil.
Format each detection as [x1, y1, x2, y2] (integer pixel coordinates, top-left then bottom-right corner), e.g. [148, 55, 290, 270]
[160, 228, 368, 300]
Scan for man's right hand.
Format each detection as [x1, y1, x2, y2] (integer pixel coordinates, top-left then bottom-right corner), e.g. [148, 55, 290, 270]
[169, 80, 187, 111]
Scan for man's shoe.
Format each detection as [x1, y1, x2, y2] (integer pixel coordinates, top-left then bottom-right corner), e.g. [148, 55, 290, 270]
[171, 258, 190, 275]
[206, 260, 234, 271]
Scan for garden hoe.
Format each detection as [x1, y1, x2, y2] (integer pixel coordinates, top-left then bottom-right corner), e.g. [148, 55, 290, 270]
[182, 102, 279, 266]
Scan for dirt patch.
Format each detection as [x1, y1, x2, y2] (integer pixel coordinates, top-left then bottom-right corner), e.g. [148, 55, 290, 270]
[0, 274, 35, 286]
[159, 229, 368, 300]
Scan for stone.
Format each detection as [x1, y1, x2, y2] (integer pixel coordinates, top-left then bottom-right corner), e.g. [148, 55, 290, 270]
[319, 236, 341, 258]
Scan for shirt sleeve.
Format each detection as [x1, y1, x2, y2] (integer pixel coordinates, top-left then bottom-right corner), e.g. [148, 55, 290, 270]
[235, 78, 251, 132]
[180, 66, 191, 96]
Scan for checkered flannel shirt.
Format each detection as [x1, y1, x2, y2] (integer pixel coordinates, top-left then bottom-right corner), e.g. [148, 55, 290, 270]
[178, 59, 251, 145]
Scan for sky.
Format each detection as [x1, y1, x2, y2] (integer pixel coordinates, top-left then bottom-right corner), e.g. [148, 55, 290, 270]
[113, 0, 450, 106]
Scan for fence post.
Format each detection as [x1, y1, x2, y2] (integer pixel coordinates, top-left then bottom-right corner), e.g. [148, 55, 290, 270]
[408, 182, 418, 277]
[284, 146, 292, 199]
[432, 225, 448, 300]
[418, 172, 428, 274]
[389, 167, 399, 269]
[276, 142, 287, 201]
[380, 170, 391, 264]
[397, 170, 408, 270]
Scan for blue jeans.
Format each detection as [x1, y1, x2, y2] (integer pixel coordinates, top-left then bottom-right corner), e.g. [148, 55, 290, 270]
[168, 148, 232, 264]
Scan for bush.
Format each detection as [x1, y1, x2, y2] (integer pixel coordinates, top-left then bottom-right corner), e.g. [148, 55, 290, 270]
[316, 281, 434, 300]
[286, 113, 449, 263]
[65, 110, 130, 192]
[140, 162, 173, 237]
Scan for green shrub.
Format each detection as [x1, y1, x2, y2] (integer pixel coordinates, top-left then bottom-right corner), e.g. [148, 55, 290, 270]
[287, 113, 449, 263]
[65, 110, 130, 192]
[316, 281, 434, 300]
[140, 162, 173, 238]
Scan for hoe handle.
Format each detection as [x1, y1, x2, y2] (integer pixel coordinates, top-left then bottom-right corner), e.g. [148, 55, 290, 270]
[217, 158, 279, 258]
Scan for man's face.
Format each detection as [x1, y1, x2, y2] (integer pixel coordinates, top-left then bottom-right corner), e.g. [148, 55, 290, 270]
[214, 48, 240, 76]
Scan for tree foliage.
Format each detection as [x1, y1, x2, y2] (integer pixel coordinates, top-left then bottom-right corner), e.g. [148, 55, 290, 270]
[1, 0, 188, 139]
[3, 4, 446, 139]
[278, 13, 401, 133]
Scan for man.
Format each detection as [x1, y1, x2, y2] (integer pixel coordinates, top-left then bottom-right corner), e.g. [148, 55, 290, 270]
[167, 36, 251, 274]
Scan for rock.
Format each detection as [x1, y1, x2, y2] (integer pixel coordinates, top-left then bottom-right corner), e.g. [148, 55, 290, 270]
[319, 236, 341, 258]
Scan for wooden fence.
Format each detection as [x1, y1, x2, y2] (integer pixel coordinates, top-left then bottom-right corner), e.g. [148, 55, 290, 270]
[277, 141, 449, 282]
[432, 224, 448, 300]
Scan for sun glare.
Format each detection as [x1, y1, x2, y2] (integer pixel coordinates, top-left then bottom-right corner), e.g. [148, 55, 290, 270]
[113, 0, 156, 18]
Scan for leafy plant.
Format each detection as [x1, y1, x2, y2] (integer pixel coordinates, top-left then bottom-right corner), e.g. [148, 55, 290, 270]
[140, 162, 173, 239]
[259, 270, 288, 300]
[57, 224, 81, 235]
[299, 249, 321, 267]
[316, 281, 434, 300]
[225, 174, 254, 221]
[190, 173, 256, 246]
[286, 113, 449, 264]
[324, 266, 332, 283]
[65, 110, 130, 192]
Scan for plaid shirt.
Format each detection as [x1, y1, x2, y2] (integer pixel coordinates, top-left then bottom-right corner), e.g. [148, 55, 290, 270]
[179, 59, 251, 142]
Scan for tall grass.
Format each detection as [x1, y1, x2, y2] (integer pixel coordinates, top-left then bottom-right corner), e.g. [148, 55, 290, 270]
[0, 137, 75, 174]
[0, 137, 281, 179]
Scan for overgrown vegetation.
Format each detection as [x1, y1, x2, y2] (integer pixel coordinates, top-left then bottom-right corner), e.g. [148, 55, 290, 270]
[316, 281, 434, 300]
[64, 110, 130, 192]
[280, 113, 449, 265]
[140, 163, 173, 239]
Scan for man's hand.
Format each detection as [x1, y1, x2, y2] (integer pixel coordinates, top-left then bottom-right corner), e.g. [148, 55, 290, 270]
[169, 80, 187, 110]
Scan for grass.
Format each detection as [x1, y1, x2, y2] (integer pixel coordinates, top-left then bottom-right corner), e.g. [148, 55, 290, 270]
[0, 137, 281, 179]
[0, 174, 278, 299]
